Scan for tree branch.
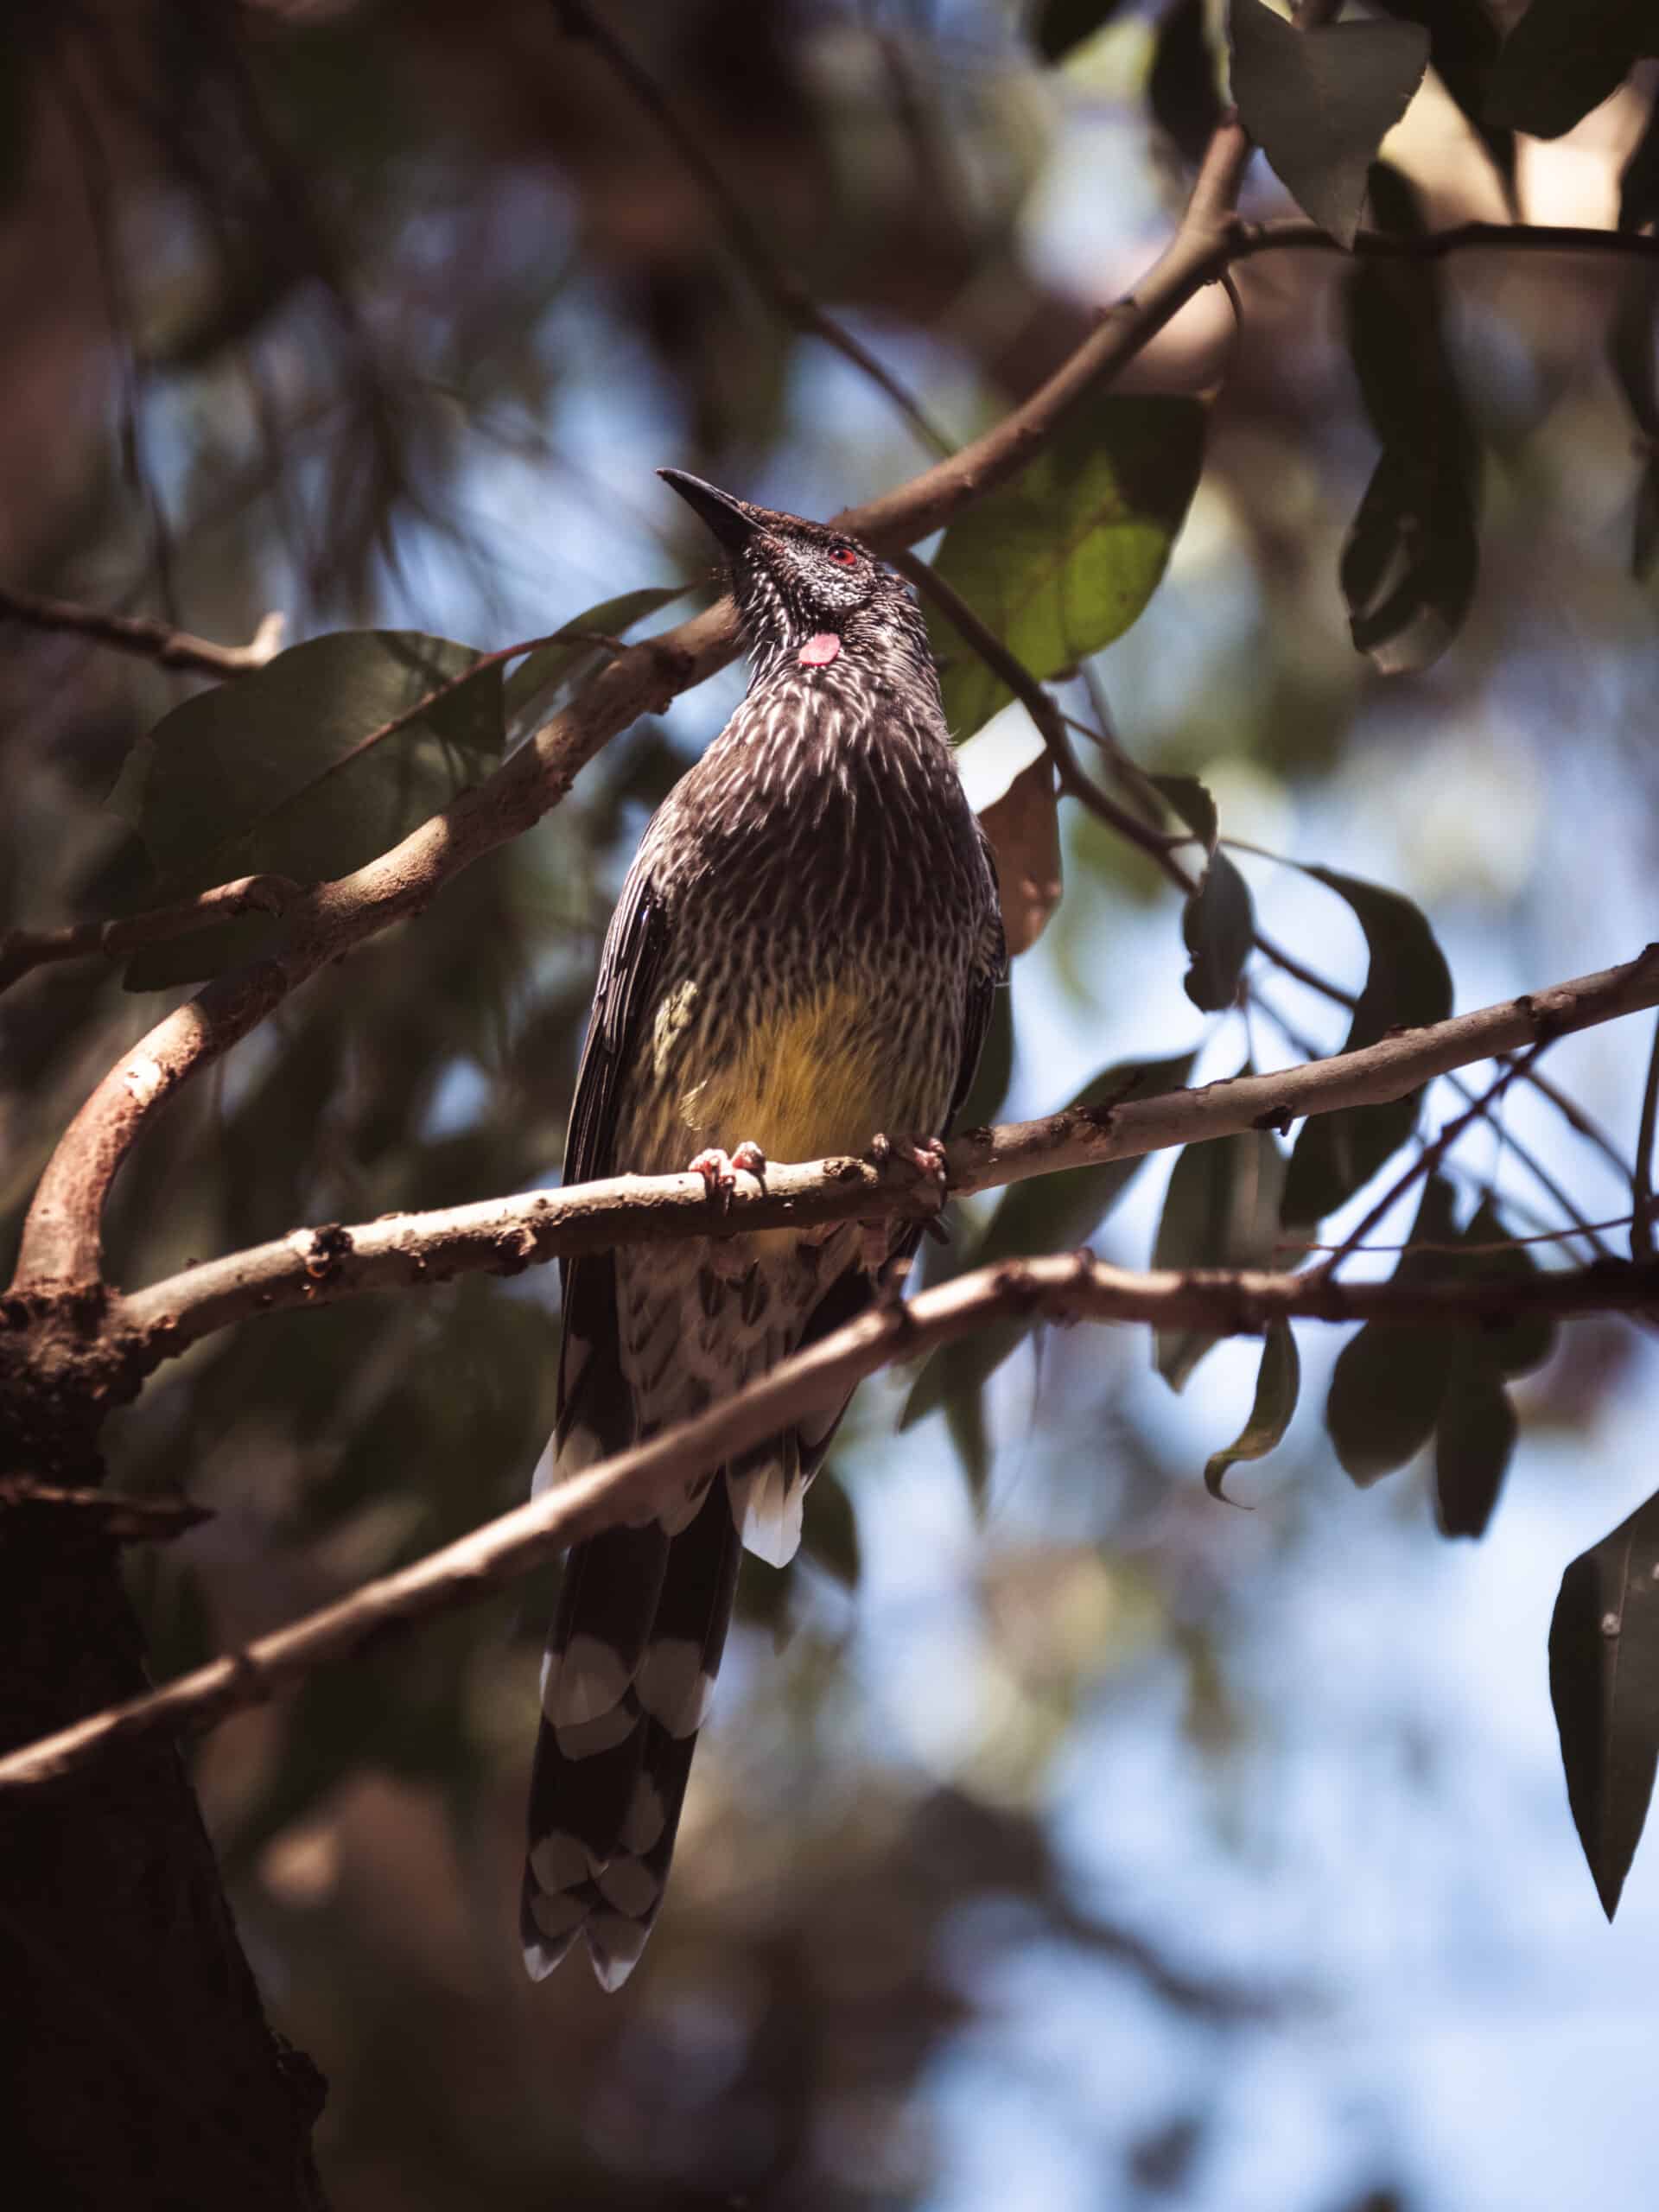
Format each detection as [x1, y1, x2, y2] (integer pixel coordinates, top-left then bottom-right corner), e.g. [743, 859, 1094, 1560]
[7, 121, 1254, 1297]
[0, 874, 301, 997]
[8, 1242, 1658, 1796]
[0, 585, 284, 678]
[108, 946, 1659, 1368]
[1243, 219, 1659, 269]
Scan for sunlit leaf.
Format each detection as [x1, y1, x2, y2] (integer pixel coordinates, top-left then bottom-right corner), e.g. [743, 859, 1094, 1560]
[114, 630, 505, 986]
[964, 721, 1063, 957]
[1032, 0, 1132, 64]
[1281, 865, 1452, 1230]
[1488, 0, 1657, 142]
[1228, 0, 1428, 250]
[1433, 1356, 1516, 1538]
[1180, 849, 1253, 1014]
[1154, 1071, 1287, 1391]
[1549, 1485, 1659, 1917]
[1203, 1319, 1300, 1503]
[904, 1049, 1197, 1429]
[503, 585, 685, 724]
[928, 395, 1206, 739]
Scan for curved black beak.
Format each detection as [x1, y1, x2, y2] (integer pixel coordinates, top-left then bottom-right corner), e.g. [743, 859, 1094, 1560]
[658, 468, 759, 553]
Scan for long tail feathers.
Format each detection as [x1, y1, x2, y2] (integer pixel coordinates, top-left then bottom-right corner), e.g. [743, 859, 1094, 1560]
[523, 1476, 741, 1987]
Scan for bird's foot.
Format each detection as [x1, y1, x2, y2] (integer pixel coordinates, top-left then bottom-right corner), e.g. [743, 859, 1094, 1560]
[868, 1131, 948, 1189]
[690, 1141, 768, 1211]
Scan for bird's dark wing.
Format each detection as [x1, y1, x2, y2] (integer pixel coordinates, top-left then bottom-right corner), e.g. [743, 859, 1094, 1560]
[555, 865, 669, 1463]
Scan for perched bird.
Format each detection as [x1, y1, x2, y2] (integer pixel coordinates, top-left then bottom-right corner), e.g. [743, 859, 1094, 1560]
[521, 472, 1007, 1986]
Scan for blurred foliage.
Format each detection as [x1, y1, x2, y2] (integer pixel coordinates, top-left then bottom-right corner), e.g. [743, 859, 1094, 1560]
[5, 0, 1659, 2204]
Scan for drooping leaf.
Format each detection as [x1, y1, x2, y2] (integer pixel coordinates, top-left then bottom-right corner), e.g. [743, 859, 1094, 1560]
[1228, 0, 1429, 250]
[1154, 1071, 1287, 1391]
[1549, 1485, 1659, 1917]
[1433, 1356, 1516, 1538]
[1340, 164, 1480, 674]
[1281, 865, 1452, 1230]
[1180, 849, 1254, 1014]
[802, 1466, 861, 1588]
[1618, 96, 1659, 233]
[959, 718, 1063, 957]
[113, 630, 506, 986]
[1458, 1196, 1557, 1380]
[1151, 771, 1217, 853]
[928, 395, 1207, 740]
[1371, 0, 1513, 194]
[503, 585, 685, 724]
[904, 1049, 1197, 1429]
[1324, 1175, 1459, 1484]
[1150, 0, 1226, 168]
[1488, 0, 1658, 143]
[1032, 0, 1132, 64]
[1203, 1319, 1300, 1503]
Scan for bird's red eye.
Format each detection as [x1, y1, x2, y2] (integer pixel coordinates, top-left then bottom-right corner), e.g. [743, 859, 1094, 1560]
[827, 543, 859, 567]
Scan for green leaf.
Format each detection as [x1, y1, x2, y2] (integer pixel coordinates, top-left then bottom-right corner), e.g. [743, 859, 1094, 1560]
[1324, 1175, 1458, 1484]
[1032, 0, 1132, 64]
[1203, 1319, 1300, 1503]
[503, 586, 685, 723]
[802, 1466, 861, 1588]
[1489, 0, 1657, 142]
[115, 630, 505, 986]
[1281, 866, 1452, 1230]
[1459, 1197, 1557, 1380]
[1228, 0, 1429, 250]
[1150, 772, 1217, 852]
[1549, 1484, 1659, 1917]
[928, 394, 1207, 740]
[1340, 164, 1480, 674]
[903, 1048, 1197, 1429]
[1154, 1071, 1287, 1391]
[1433, 1356, 1516, 1539]
[1181, 849, 1254, 1014]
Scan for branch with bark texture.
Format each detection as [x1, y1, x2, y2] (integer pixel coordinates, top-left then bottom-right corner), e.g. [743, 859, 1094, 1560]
[6, 122, 1253, 1300]
[0, 585, 283, 677]
[7, 1244, 1658, 1795]
[103, 944, 1659, 1366]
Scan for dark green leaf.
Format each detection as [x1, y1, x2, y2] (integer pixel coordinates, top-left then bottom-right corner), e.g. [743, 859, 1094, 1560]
[1281, 867, 1452, 1229]
[114, 631, 505, 985]
[1489, 0, 1657, 142]
[1181, 849, 1254, 1014]
[1433, 1357, 1516, 1538]
[503, 585, 685, 722]
[1549, 1485, 1659, 1917]
[1151, 771, 1217, 852]
[1032, 0, 1131, 64]
[1459, 1197, 1557, 1379]
[802, 1466, 861, 1588]
[945, 1384, 993, 1509]
[928, 397, 1205, 740]
[1340, 164, 1480, 674]
[1150, 0, 1225, 168]
[904, 1049, 1196, 1427]
[1324, 1176, 1459, 1484]
[1228, 0, 1429, 250]
[1203, 1319, 1300, 1503]
[1154, 1070, 1287, 1391]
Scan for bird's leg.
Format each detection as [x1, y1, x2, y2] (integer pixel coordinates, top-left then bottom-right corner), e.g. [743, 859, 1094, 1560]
[689, 1141, 768, 1211]
[868, 1130, 948, 1187]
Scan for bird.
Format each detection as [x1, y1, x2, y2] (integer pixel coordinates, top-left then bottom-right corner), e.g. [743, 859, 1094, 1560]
[520, 470, 1007, 1987]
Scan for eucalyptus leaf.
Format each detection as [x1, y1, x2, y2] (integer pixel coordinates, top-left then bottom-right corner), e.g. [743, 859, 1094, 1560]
[1203, 1319, 1300, 1504]
[1370, 0, 1512, 192]
[1180, 849, 1253, 1014]
[1324, 1176, 1458, 1484]
[1150, 772, 1217, 852]
[1488, 0, 1657, 142]
[928, 394, 1206, 740]
[1032, 0, 1131, 64]
[1154, 1070, 1287, 1392]
[1433, 1357, 1516, 1539]
[1228, 0, 1428, 251]
[802, 1467, 861, 1588]
[1549, 1484, 1659, 1917]
[1150, 0, 1225, 168]
[503, 585, 684, 723]
[1281, 865, 1452, 1230]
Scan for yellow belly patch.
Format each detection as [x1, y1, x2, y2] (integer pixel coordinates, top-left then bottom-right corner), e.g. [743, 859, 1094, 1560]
[678, 983, 886, 1164]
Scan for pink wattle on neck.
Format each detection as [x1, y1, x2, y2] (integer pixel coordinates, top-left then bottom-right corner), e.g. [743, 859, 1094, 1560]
[798, 632, 841, 666]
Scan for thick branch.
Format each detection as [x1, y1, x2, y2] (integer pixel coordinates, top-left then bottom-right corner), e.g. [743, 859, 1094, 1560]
[0, 585, 283, 677]
[9, 123, 1252, 1297]
[8, 1244, 1658, 1795]
[112, 946, 1659, 1364]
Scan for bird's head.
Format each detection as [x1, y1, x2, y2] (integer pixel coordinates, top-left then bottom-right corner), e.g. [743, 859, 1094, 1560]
[658, 468, 931, 691]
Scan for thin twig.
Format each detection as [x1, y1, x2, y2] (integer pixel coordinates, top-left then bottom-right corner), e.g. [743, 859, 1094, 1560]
[0, 875, 301, 998]
[1243, 219, 1659, 269]
[7, 1243, 1658, 1795]
[553, 0, 954, 458]
[1282, 1214, 1637, 1258]
[1634, 1010, 1659, 1262]
[103, 946, 1659, 1367]
[0, 586, 284, 678]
